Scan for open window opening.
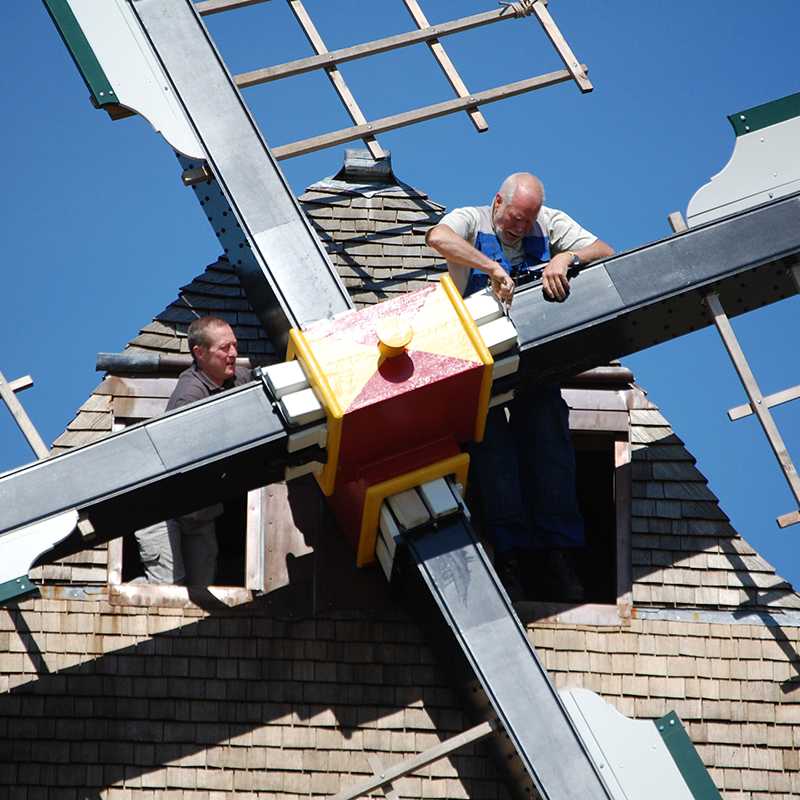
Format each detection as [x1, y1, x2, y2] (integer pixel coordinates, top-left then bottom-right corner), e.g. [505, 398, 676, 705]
[119, 497, 248, 586]
[107, 414, 266, 606]
[466, 411, 632, 615]
[570, 433, 621, 605]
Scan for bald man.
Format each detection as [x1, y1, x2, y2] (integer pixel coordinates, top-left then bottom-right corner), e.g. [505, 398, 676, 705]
[426, 173, 613, 602]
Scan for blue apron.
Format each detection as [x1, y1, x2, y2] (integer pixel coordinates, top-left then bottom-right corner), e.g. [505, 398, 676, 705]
[466, 225, 585, 552]
[465, 228, 550, 296]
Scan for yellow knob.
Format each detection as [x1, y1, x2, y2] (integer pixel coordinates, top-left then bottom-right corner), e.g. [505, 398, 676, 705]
[376, 317, 413, 358]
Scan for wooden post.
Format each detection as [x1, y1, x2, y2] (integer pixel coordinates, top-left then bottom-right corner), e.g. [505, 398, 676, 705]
[0, 369, 49, 460]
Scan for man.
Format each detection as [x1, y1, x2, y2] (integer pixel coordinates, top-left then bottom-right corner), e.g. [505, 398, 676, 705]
[426, 173, 614, 601]
[134, 316, 252, 586]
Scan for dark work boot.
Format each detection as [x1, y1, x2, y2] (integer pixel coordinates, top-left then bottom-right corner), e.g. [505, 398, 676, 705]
[495, 551, 525, 603]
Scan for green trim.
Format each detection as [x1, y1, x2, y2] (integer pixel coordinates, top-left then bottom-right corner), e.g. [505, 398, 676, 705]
[655, 712, 722, 800]
[42, 0, 117, 108]
[0, 575, 37, 605]
[728, 92, 800, 136]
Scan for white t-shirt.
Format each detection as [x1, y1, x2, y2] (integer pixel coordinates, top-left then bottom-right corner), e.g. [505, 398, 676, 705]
[439, 204, 597, 294]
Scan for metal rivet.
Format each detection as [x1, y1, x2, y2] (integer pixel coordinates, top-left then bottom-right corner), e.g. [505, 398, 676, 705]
[740, 114, 746, 120]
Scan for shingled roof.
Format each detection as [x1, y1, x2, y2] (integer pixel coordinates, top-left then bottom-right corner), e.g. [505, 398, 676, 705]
[18, 154, 800, 799]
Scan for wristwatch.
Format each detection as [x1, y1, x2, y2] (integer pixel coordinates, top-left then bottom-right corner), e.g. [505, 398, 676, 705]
[568, 252, 581, 269]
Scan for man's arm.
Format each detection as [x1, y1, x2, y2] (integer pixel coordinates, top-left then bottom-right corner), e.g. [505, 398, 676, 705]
[426, 223, 516, 302]
[542, 238, 615, 301]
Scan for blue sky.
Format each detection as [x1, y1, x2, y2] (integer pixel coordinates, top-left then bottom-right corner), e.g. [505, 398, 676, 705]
[1, 1, 798, 588]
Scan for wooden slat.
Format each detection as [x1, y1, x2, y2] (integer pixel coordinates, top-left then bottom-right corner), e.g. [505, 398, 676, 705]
[667, 210, 688, 233]
[0, 369, 48, 459]
[366, 755, 400, 800]
[195, 0, 270, 15]
[530, 1, 592, 93]
[728, 383, 800, 421]
[561, 388, 627, 412]
[568, 409, 629, 433]
[272, 67, 576, 160]
[263, 481, 314, 593]
[107, 538, 123, 586]
[95, 376, 179, 399]
[615, 438, 633, 618]
[79, 394, 112, 413]
[66, 410, 112, 432]
[331, 720, 497, 800]
[245, 487, 265, 591]
[112, 396, 170, 420]
[7, 375, 33, 393]
[287, 0, 385, 160]
[235, 7, 516, 88]
[401, 0, 488, 132]
[777, 509, 800, 528]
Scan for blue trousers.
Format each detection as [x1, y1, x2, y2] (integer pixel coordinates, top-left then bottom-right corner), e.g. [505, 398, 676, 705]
[469, 383, 584, 555]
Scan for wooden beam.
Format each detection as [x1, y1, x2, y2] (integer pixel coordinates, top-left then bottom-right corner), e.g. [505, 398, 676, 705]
[365, 755, 400, 800]
[667, 210, 688, 233]
[728, 383, 800, 421]
[777, 509, 800, 529]
[705, 292, 800, 522]
[0, 369, 49, 460]
[286, 0, 385, 160]
[234, 7, 517, 88]
[529, 0, 592, 93]
[272, 66, 577, 160]
[7, 375, 33, 394]
[401, 0, 488, 133]
[245, 487, 266, 591]
[195, 0, 270, 16]
[331, 720, 497, 800]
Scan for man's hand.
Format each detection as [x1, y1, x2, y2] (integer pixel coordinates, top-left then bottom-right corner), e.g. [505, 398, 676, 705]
[490, 264, 515, 305]
[541, 252, 573, 301]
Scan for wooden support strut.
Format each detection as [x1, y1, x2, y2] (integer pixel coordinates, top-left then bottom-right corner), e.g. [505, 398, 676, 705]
[0, 369, 49, 460]
[331, 719, 497, 800]
[704, 292, 800, 528]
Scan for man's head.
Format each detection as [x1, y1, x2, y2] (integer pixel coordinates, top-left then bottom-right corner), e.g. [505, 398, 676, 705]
[187, 316, 238, 386]
[492, 172, 545, 246]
